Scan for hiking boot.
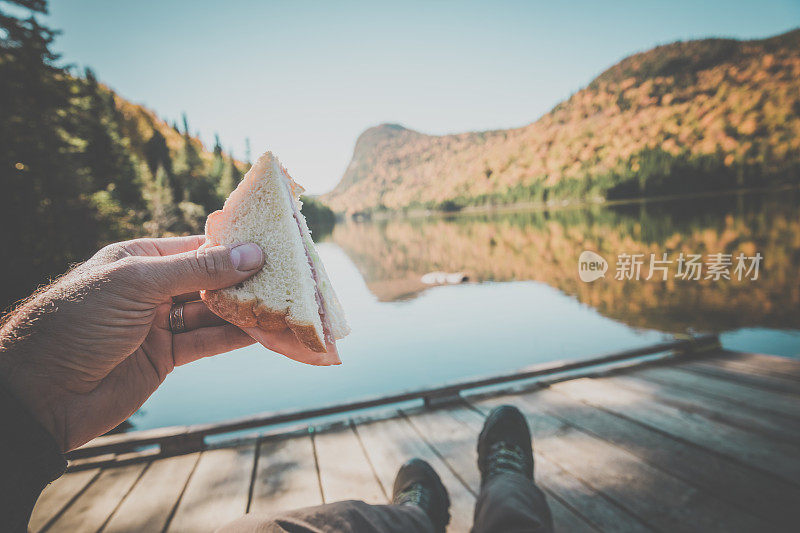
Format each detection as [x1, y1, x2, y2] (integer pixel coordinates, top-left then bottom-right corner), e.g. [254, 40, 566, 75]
[477, 405, 534, 484]
[392, 458, 451, 532]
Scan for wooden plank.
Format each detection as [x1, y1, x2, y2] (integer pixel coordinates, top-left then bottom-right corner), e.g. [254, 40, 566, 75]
[633, 366, 800, 420]
[535, 454, 651, 533]
[354, 414, 476, 533]
[472, 394, 766, 533]
[46, 463, 146, 532]
[684, 360, 800, 395]
[400, 407, 501, 533]
[387, 414, 478, 533]
[167, 444, 256, 532]
[401, 406, 482, 493]
[30, 468, 100, 532]
[406, 404, 644, 533]
[314, 424, 385, 504]
[608, 374, 800, 445]
[531, 385, 800, 525]
[545, 491, 599, 533]
[103, 453, 199, 532]
[709, 351, 800, 380]
[553, 378, 800, 486]
[250, 434, 323, 516]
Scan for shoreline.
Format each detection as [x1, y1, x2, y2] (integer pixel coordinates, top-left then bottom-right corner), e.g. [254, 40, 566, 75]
[337, 183, 800, 223]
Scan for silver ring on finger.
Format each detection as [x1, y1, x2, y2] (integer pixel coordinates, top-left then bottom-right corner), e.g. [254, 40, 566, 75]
[169, 303, 187, 333]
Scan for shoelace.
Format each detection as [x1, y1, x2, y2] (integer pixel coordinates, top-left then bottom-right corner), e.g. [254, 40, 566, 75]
[396, 482, 431, 508]
[486, 441, 527, 477]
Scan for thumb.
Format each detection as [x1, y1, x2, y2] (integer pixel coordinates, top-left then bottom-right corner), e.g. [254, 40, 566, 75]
[143, 242, 264, 297]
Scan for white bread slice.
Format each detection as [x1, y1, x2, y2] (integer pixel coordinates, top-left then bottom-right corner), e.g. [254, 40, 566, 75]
[200, 151, 349, 359]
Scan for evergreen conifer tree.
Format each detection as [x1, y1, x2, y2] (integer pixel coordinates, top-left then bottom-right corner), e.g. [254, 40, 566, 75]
[0, 0, 100, 308]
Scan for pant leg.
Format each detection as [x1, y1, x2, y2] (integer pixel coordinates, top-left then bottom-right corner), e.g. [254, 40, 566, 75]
[217, 500, 436, 533]
[471, 472, 554, 533]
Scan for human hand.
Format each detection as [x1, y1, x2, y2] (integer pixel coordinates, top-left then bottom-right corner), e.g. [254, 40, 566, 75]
[0, 235, 265, 452]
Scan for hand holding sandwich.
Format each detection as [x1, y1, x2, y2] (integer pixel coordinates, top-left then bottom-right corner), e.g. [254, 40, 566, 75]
[0, 235, 274, 452]
[0, 151, 348, 453]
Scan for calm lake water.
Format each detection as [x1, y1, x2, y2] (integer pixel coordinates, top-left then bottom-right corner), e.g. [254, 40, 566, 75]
[137, 189, 800, 430]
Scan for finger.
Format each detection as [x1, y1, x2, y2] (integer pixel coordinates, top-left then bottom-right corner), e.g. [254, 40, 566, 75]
[243, 326, 341, 366]
[148, 235, 206, 256]
[135, 242, 265, 298]
[181, 300, 227, 330]
[173, 324, 256, 366]
[90, 235, 206, 266]
[173, 291, 202, 303]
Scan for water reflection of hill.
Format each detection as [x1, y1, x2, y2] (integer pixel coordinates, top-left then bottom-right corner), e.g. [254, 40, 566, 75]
[330, 190, 800, 333]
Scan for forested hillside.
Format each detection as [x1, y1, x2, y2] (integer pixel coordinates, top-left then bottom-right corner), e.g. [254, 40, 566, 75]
[0, 0, 332, 311]
[323, 30, 800, 215]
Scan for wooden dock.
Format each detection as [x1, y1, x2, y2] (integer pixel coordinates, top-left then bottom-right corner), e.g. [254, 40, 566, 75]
[30, 346, 800, 532]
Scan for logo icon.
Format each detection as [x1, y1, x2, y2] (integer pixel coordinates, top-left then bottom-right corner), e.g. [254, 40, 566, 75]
[578, 251, 608, 282]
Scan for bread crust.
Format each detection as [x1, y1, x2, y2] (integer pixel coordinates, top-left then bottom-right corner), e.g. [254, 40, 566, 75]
[201, 289, 327, 353]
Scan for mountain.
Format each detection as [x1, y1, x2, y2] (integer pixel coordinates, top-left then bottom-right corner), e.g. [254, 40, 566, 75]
[323, 29, 800, 215]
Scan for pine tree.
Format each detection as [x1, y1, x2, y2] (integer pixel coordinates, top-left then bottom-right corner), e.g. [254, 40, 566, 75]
[178, 124, 216, 211]
[229, 156, 242, 183]
[209, 133, 225, 194]
[217, 152, 240, 199]
[80, 67, 143, 209]
[144, 130, 172, 177]
[0, 0, 101, 309]
[144, 165, 179, 236]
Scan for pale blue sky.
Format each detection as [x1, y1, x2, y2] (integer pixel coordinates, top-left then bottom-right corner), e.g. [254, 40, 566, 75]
[44, 0, 799, 193]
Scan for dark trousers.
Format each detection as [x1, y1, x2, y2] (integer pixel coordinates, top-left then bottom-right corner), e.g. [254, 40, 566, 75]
[220, 471, 553, 533]
[472, 471, 552, 533]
